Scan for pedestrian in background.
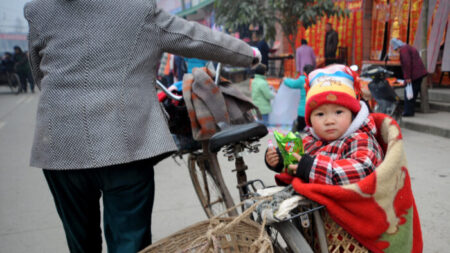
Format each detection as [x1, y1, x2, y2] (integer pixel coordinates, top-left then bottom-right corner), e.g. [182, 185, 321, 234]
[251, 64, 274, 126]
[13, 46, 34, 93]
[24, 0, 260, 252]
[324, 23, 338, 65]
[185, 57, 208, 73]
[252, 32, 270, 67]
[391, 38, 428, 117]
[283, 64, 315, 132]
[157, 52, 174, 86]
[173, 55, 187, 82]
[296, 39, 316, 75]
[0, 52, 15, 73]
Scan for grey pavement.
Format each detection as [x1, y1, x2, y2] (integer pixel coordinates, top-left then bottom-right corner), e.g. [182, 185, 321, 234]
[402, 111, 450, 138]
[1, 86, 450, 252]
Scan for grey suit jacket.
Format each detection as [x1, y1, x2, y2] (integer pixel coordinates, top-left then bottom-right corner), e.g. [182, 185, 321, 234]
[25, 0, 254, 169]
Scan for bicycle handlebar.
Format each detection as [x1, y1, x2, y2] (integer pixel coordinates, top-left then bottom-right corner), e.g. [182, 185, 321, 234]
[156, 79, 183, 101]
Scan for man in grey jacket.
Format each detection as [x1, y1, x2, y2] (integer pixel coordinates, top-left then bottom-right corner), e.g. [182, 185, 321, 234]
[24, 0, 259, 252]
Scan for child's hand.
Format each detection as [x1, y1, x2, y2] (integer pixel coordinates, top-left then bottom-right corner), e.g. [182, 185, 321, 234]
[287, 153, 302, 174]
[266, 147, 280, 168]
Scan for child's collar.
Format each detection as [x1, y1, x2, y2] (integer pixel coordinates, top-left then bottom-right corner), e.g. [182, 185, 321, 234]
[309, 101, 369, 141]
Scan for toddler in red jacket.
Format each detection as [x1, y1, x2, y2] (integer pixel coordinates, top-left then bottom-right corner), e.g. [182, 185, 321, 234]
[266, 64, 384, 185]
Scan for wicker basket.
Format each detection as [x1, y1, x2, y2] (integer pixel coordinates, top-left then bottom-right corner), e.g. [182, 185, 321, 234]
[323, 213, 369, 253]
[139, 217, 273, 253]
[300, 210, 369, 253]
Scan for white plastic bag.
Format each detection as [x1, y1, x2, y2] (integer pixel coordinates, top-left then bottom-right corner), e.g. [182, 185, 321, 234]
[269, 82, 300, 126]
[405, 82, 414, 100]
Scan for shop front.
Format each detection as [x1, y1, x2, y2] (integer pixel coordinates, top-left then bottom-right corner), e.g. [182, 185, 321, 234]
[277, 0, 449, 85]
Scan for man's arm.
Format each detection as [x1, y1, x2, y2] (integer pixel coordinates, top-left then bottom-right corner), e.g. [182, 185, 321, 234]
[283, 76, 305, 89]
[149, 4, 254, 67]
[310, 47, 316, 68]
[296, 48, 302, 72]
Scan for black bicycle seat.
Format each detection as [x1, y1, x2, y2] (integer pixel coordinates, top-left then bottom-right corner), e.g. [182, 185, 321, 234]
[209, 122, 268, 153]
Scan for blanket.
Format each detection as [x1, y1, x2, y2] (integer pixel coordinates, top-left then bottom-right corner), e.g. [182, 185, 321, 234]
[274, 113, 422, 252]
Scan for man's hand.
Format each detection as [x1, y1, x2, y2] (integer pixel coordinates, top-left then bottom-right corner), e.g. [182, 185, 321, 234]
[266, 147, 279, 168]
[287, 153, 302, 174]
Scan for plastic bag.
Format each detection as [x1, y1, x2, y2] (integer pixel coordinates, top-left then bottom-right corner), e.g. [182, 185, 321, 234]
[405, 82, 413, 100]
[269, 84, 300, 126]
[273, 131, 304, 174]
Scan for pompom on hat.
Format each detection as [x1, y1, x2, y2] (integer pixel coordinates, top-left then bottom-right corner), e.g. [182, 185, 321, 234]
[304, 64, 361, 126]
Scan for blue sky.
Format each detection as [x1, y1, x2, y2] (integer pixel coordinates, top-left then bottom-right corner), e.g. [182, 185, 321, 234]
[0, 0, 32, 33]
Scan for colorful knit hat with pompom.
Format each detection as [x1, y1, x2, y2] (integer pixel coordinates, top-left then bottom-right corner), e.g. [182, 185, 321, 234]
[304, 64, 361, 126]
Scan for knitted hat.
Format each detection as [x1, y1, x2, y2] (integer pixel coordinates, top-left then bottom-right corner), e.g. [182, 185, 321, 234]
[305, 64, 361, 126]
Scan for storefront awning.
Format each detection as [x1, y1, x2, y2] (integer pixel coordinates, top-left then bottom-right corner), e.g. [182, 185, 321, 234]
[176, 0, 215, 17]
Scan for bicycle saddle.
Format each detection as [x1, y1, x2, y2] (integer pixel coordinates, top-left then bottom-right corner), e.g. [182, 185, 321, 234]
[209, 122, 268, 153]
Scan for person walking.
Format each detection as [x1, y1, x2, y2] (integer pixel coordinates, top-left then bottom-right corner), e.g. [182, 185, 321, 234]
[390, 38, 428, 117]
[251, 64, 274, 126]
[13, 46, 34, 93]
[295, 39, 316, 75]
[24, 0, 260, 252]
[0, 52, 15, 73]
[282, 64, 315, 132]
[251, 32, 270, 67]
[173, 55, 187, 82]
[324, 23, 338, 65]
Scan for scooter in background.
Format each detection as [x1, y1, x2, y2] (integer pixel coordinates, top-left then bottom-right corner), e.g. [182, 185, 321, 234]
[360, 65, 403, 124]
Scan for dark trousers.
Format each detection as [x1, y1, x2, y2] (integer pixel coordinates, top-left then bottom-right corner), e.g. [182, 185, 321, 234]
[403, 77, 423, 116]
[17, 71, 34, 92]
[43, 159, 155, 253]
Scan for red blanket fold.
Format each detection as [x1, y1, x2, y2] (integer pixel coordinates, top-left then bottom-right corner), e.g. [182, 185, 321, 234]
[275, 113, 422, 252]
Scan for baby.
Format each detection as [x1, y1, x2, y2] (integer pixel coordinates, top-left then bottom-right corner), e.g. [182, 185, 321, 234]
[266, 64, 384, 185]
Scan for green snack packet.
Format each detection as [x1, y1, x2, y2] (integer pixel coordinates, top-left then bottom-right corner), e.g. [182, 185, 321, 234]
[273, 130, 304, 175]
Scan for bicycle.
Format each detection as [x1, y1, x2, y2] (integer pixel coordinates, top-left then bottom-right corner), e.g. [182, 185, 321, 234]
[157, 64, 330, 253]
[0, 71, 21, 94]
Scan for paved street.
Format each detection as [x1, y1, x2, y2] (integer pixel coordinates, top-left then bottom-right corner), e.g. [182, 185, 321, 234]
[1, 86, 449, 252]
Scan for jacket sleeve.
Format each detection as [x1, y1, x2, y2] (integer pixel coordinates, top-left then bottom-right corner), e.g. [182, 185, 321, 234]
[305, 136, 379, 185]
[149, 4, 254, 67]
[399, 46, 412, 80]
[311, 48, 316, 68]
[296, 48, 302, 72]
[283, 76, 306, 89]
[24, 5, 44, 90]
[260, 81, 275, 100]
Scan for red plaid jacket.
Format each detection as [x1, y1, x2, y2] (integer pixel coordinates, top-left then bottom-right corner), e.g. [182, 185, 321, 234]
[268, 115, 384, 185]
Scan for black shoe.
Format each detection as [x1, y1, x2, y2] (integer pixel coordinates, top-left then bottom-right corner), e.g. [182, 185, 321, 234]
[402, 113, 414, 117]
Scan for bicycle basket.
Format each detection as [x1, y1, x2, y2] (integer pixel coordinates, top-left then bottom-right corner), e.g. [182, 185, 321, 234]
[298, 209, 369, 253]
[139, 217, 273, 253]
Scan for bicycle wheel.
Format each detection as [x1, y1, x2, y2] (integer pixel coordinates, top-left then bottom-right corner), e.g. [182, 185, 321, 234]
[188, 153, 230, 218]
[271, 220, 315, 253]
[7, 73, 21, 94]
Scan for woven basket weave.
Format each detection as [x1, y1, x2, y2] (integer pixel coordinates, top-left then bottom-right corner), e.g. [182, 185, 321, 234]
[323, 212, 369, 253]
[297, 208, 369, 253]
[139, 217, 273, 253]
